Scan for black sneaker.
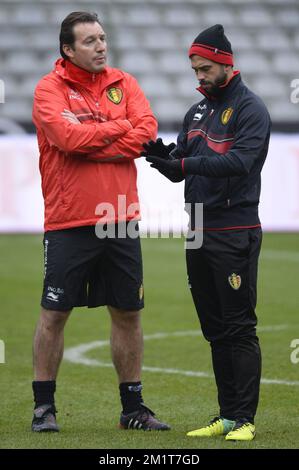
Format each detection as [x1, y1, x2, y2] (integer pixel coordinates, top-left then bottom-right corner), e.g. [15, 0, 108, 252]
[119, 404, 170, 431]
[31, 404, 59, 432]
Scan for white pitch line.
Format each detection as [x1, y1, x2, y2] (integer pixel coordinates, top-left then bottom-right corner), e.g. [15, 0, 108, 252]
[261, 249, 299, 263]
[142, 245, 299, 262]
[257, 324, 289, 332]
[260, 378, 299, 386]
[64, 325, 299, 386]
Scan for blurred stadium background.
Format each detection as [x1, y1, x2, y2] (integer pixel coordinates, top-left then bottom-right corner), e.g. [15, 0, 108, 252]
[0, 0, 299, 232]
[1, 0, 299, 128]
[0, 0, 299, 450]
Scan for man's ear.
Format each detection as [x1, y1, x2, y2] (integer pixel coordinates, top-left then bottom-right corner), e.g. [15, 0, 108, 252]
[62, 44, 75, 59]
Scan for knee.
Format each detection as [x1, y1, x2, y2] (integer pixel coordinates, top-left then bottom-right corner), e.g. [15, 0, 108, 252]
[109, 307, 141, 329]
[39, 308, 71, 332]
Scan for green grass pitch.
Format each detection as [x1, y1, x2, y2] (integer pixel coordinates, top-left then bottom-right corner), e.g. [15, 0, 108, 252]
[0, 233, 299, 449]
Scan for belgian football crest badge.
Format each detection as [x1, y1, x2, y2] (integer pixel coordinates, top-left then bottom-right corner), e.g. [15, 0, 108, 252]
[139, 284, 144, 300]
[228, 273, 241, 290]
[221, 107, 233, 125]
[107, 87, 123, 104]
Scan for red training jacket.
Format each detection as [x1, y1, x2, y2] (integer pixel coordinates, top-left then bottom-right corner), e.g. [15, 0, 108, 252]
[32, 59, 157, 231]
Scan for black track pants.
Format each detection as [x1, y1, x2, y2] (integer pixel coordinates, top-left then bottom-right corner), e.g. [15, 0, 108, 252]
[186, 228, 262, 422]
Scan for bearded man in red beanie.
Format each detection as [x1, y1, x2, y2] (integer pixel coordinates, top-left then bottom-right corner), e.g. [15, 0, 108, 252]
[143, 24, 271, 441]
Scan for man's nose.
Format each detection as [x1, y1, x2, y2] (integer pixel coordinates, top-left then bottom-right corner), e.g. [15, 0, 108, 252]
[96, 40, 106, 51]
[196, 71, 205, 81]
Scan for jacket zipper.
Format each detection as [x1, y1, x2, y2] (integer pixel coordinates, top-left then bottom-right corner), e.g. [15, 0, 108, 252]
[226, 177, 230, 207]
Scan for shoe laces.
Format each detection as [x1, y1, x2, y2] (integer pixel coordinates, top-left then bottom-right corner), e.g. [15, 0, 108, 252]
[34, 404, 57, 420]
[126, 405, 156, 430]
[233, 422, 252, 432]
[207, 417, 221, 429]
[136, 405, 155, 421]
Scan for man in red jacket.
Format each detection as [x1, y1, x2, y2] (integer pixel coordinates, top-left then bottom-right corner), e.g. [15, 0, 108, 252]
[31, 11, 170, 432]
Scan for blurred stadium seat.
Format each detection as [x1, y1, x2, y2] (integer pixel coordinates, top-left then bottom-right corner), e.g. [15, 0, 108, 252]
[238, 6, 273, 27]
[0, 0, 298, 127]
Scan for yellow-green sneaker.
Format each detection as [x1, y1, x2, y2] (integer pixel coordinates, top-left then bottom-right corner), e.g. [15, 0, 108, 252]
[187, 417, 235, 437]
[225, 422, 256, 441]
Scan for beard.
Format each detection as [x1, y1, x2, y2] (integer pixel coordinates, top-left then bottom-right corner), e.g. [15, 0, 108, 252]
[200, 69, 229, 96]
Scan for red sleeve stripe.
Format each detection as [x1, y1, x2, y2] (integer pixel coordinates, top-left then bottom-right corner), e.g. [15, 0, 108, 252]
[187, 129, 234, 154]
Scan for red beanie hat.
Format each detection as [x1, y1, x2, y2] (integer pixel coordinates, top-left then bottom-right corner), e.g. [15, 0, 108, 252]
[189, 24, 234, 66]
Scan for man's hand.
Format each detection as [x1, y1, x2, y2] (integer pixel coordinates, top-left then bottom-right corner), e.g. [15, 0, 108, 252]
[146, 155, 184, 182]
[141, 138, 176, 160]
[61, 109, 81, 125]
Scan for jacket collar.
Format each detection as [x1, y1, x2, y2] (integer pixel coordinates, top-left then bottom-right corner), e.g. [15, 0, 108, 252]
[197, 70, 241, 102]
[54, 58, 124, 91]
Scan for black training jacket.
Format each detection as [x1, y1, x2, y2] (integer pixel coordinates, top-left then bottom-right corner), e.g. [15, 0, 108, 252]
[174, 72, 271, 229]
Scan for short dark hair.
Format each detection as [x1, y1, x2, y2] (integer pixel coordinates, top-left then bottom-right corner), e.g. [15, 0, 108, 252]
[59, 11, 101, 60]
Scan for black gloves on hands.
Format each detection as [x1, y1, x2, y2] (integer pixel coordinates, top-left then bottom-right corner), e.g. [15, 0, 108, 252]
[141, 138, 176, 160]
[141, 138, 184, 182]
[145, 156, 184, 182]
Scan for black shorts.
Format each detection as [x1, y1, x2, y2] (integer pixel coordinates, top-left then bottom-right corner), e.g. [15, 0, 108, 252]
[41, 224, 144, 312]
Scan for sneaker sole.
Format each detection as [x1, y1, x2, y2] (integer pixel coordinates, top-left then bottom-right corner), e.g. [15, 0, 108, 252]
[32, 426, 60, 432]
[118, 423, 170, 431]
[187, 433, 224, 437]
[225, 433, 256, 441]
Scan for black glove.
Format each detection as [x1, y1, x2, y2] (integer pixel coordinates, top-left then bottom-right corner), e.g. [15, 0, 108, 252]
[146, 155, 184, 182]
[141, 138, 176, 160]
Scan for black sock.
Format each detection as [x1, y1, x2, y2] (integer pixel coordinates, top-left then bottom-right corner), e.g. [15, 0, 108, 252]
[119, 381, 143, 414]
[32, 380, 56, 408]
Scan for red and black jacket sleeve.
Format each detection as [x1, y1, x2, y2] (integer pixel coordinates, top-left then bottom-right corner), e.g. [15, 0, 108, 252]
[182, 99, 271, 177]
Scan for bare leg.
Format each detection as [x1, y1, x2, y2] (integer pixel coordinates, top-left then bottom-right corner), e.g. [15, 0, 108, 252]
[33, 307, 71, 381]
[108, 306, 143, 383]
[108, 306, 170, 430]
